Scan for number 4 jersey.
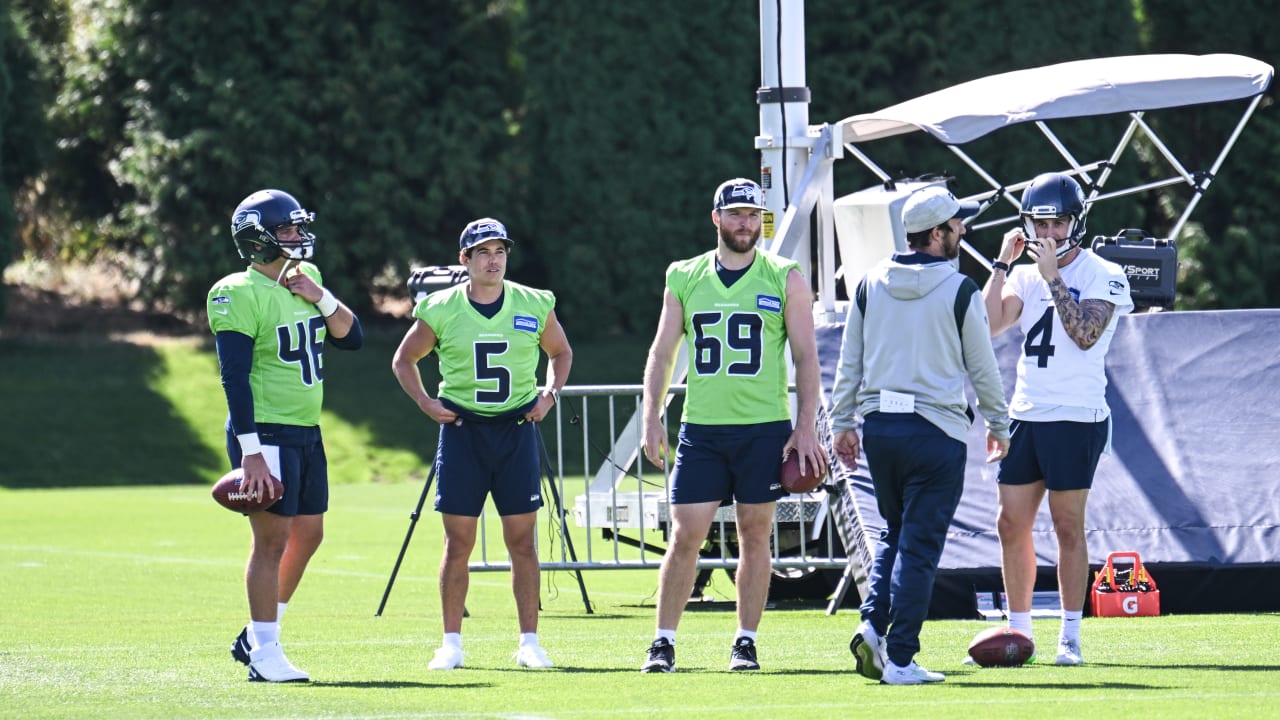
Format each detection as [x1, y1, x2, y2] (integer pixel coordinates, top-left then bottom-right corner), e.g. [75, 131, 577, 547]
[207, 263, 329, 426]
[667, 250, 798, 425]
[1005, 249, 1134, 422]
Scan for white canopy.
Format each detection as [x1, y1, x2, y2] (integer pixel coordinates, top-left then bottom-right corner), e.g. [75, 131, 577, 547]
[838, 53, 1274, 145]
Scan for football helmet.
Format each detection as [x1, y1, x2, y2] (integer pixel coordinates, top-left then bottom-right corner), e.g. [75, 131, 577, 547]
[231, 189, 316, 264]
[1020, 172, 1087, 258]
[459, 217, 513, 253]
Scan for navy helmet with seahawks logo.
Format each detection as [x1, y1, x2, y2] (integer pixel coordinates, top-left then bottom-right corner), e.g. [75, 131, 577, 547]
[1020, 172, 1088, 258]
[231, 189, 316, 264]
[459, 217, 514, 253]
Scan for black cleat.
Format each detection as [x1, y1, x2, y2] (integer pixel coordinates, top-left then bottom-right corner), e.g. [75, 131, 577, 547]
[641, 638, 675, 673]
[231, 626, 252, 666]
[729, 636, 760, 671]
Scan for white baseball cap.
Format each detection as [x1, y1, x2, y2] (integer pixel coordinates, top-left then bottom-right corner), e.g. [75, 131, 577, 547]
[901, 186, 980, 233]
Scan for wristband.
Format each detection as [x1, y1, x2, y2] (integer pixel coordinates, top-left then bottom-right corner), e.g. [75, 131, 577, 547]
[991, 260, 1011, 272]
[546, 387, 560, 404]
[237, 432, 263, 456]
[315, 288, 339, 317]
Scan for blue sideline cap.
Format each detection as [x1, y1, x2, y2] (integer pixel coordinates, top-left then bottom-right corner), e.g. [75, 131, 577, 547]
[902, 186, 980, 233]
[713, 178, 767, 211]
[459, 217, 514, 251]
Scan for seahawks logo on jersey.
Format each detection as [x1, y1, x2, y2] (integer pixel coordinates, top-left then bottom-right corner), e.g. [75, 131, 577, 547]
[514, 315, 539, 332]
[756, 294, 782, 313]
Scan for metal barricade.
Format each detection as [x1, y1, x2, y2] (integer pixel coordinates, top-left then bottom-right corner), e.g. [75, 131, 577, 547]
[468, 385, 850, 603]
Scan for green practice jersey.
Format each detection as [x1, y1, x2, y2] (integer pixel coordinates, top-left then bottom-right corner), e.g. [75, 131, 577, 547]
[207, 263, 327, 426]
[415, 281, 555, 415]
[667, 249, 799, 425]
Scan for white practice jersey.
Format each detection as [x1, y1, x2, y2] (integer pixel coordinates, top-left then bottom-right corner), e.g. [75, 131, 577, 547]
[1006, 249, 1134, 422]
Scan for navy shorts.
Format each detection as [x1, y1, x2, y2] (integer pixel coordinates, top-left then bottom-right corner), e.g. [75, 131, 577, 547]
[997, 418, 1109, 491]
[433, 400, 543, 517]
[668, 420, 792, 505]
[225, 423, 328, 516]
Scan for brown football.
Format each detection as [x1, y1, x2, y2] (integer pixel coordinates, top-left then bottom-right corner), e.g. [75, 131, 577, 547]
[967, 626, 1035, 667]
[780, 451, 825, 494]
[211, 468, 283, 513]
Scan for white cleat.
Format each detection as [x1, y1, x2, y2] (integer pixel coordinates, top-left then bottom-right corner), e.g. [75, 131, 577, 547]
[881, 660, 945, 685]
[514, 644, 554, 668]
[427, 645, 464, 670]
[1055, 638, 1083, 666]
[850, 620, 887, 681]
[247, 641, 310, 683]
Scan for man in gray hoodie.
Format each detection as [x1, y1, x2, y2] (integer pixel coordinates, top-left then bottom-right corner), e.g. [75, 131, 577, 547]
[830, 185, 1011, 685]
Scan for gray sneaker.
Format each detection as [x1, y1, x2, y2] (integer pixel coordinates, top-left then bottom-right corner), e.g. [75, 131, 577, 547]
[850, 620, 886, 681]
[881, 660, 945, 685]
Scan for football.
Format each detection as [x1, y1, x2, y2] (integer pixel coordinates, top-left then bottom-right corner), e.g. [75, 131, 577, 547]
[967, 626, 1035, 667]
[211, 468, 283, 513]
[780, 451, 825, 494]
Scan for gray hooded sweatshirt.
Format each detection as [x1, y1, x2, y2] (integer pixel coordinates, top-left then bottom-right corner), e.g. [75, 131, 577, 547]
[830, 253, 1011, 443]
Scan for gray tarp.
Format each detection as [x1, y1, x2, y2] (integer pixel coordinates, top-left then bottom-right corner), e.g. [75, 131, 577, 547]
[817, 308, 1280, 615]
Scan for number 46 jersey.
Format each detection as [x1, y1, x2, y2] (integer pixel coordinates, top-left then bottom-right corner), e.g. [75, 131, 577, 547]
[207, 263, 329, 427]
[667, 250, 799, 426]
[1005, 249, 1133, 423]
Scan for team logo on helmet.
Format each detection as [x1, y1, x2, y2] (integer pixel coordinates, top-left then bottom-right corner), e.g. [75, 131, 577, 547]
[233, 210, 263, 236]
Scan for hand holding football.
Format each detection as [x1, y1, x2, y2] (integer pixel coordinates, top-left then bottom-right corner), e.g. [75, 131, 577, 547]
[967, 626, 1035, 667]
[212, 468, 283, 513]
[780, 451, 826, 494]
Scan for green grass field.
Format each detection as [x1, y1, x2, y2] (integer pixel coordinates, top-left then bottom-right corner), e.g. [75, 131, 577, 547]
[2, 482, 1278, 720]
[2, 325, 1278, 718]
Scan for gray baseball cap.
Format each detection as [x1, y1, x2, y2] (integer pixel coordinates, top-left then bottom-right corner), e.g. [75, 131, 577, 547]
[901, 186, 979, 233]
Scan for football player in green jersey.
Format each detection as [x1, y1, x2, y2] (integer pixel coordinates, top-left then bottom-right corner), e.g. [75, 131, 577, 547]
[639, 178, 828, 673]
[391, 218, 573, 671]
[208, 189, 364, 682]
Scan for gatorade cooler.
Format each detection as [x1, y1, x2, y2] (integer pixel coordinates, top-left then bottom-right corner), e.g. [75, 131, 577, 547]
[1091, 551, 1161, 617]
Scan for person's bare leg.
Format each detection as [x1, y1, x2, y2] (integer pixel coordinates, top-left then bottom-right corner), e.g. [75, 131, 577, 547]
[439, 513, 478, 633]
[654, 501, 719, 631]
[501, 511, 541, 633]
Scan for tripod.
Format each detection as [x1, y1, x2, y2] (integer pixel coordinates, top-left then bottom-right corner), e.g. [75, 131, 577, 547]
[375, 423, 593, 616]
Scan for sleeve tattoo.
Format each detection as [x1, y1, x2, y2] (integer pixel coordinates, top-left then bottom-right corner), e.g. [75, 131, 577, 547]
[1048, 278, 1116, 350]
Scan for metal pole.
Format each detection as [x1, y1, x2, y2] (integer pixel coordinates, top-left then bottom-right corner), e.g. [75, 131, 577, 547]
[757, 0, 811, 276]
[375, 460, 437, 616]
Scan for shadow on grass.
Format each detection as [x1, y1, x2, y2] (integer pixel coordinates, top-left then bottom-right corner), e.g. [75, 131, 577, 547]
[310, 680, 490, 689]
[0, 338, 220, 488]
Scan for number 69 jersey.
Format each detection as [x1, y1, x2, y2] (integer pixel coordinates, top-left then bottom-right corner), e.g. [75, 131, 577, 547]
[207, 263, 329, 426]
[667, 250, 799, 425]
[1005, 249, 1134, 422]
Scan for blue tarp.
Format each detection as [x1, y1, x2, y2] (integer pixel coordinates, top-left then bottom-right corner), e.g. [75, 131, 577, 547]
[818, 308, 1280, 615]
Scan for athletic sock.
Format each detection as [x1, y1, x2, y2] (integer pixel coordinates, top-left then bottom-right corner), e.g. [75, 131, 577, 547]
[277, 602, 288, 623]
[443, 632, 462, 649]
[736, 628, 758, 642]
[656, 628, 676, 645]
[251, 621, 280, 648]
[1060, 610, 1083, 643]
[519, 632, 539, 648]
[1009, 611, 1033, 644]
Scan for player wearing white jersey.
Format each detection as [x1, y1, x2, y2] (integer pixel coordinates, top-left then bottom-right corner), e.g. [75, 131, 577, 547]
[983, 172, 1134, 667]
